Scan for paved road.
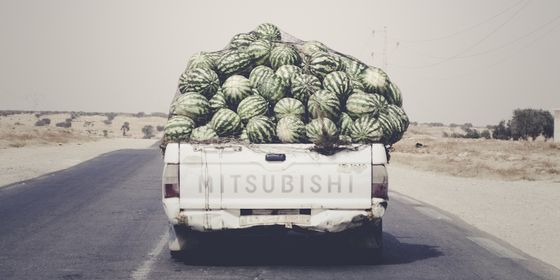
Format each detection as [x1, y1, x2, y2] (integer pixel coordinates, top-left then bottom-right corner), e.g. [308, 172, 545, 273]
[0, 149, 559, 280]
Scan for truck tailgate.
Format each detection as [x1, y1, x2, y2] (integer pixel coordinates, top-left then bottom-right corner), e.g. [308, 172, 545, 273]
[179, 143, 373, 210]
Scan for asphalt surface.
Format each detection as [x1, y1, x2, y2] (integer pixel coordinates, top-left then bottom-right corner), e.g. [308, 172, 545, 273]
[0, 148, 559, 280]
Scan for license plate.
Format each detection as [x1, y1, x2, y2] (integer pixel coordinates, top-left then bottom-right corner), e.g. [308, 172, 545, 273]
[239, 215, 310, 226]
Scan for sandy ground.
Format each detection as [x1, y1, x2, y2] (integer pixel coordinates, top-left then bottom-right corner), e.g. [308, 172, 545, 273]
[392, 124, 560, 182]
[389, 162, 560, 269]
[0, 138, 158, 187]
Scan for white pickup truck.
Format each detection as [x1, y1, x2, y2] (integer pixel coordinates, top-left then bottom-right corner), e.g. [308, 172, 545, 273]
[161, 142, 389, 257]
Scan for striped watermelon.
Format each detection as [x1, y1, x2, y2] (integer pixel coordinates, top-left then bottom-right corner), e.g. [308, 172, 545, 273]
[350, 79, 366, 92]
[308, 90, 341, 121]
[246, 116, 276, 143]
[249, 65, 274, 88]
[291, 74, 321, 104]
[269, 44, 302, 70]
[306, 117, 339, 145]
[237, 95, 269, 123]
[178, 68, 220, 98]
[239, 128, 249, 142]
[222, 75, 252, 109]
[340, 56, 367, 79]
[229, 33, 257, 49]
[275, 65, 302, 87]
[300, 41, 329, 56]
[209, 89, 227, 112]
[387, 82, 403, 107]
[345, 91, 387, 119]
[338, 134, 352, 144]
[246, 39, 273, 65]
[304, 51, 341, 80]
[274, 98, 305, 120]
[216, 50, 254, 78]
[171, 93, 210, 125]
[254, 23, 281, 41]
[276, 116, 307, 143]
[377, 111, 396, 144]
[350, 115, 383, 143]
[186, 52, 216, 71]
[338, 112, 353, 136]
[190, 125, 219, 142]
[210, 108, 242, 136]
[360, 67, 391, 96]
[164, 116, 195, 141]
[323, 71, 353, 101]
[256, 74, 287, 104]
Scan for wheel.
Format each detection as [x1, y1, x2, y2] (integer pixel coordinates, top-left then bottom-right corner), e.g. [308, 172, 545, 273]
[168, 224, 201, 257]
[354, 219, 383, 263]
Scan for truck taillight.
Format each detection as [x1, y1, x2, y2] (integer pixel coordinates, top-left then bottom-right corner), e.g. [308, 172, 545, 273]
[163, 163, 179, 198]
[372, 165, 388, 199]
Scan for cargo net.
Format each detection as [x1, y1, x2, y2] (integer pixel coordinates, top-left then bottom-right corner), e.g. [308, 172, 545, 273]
[161, 23, 409, 154]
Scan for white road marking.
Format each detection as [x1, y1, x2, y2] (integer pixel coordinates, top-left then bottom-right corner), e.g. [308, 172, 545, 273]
[389, 192, 423, 205]
[131, 231, 169, 280]
[414, 206, 452, 221]
[468, 237, 526, 260]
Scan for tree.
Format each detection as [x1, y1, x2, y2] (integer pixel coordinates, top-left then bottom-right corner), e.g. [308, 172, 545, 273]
[510, 109, 543, 140]
[540, 110, 554, 140]
[492, 120, 511, 140]
[121, 122, 130, 136]
[142, 125, 155, 139]
[480, 130, 491, 139]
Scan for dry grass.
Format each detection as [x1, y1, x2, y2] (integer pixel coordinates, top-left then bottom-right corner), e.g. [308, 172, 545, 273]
[0, 112, 167, 149]
[391, 124, 560, 182]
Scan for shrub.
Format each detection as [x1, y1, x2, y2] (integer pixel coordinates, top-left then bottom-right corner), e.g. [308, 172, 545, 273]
[480, 130, 491, 139]
[106, 112, 118, 121]
[135, 112, 146, 118]
[103, 130, 109, 137]
[103, 120, 112, 125]
[121, 122, 130, 136]
[142, 125, 155, 139]
[34, 118, 51, 126]
[156, 125, 164, 132]
[492, 120, 512, 140]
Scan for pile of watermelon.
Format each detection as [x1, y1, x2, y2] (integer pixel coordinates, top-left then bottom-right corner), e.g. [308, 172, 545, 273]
[163, 23, 408, 148]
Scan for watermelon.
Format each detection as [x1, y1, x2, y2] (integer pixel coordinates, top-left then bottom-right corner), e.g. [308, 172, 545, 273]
[274, 98, 305, 120]
[345, 91, 386, 119]
[209, 89, 227, 112]
[387, 82, 403, 107]
[164, 116, 195, 141]
[171, 93, 210, 125]
[186, 52, 216, 71]
[360, 67, 391, 96]
[269, 44, 302, 70]
[377, 111, 396, 144]
[256, 74, 287, 104]
[300, 41, 329, 56]
[350, 79, 366, 92]
[222, 75, 252, 109]
[216, 50, 254, 78]
[291, 74, 321, 104]
[254, 23, 281, 41]
[338, 112, 353, 136]
[350, 115, 383, 143]
[308, 90, 341, 121]
[323, 71, 353, 101]
[190, 125, 219, 142]
[340, 55, 367, 79]
[237, 95, 269, 123]
[246, 116, 276, 143]
[229, 33, 257, 49]
[275, 65, 302, 87]
[276, 116, 307, 143]
[246, 39, 273, 65]
[338, 134, 352, 144]
[249, 65, 274, 88]
[210, 108, 242, 136]
[306, 118, 339, 145]
[178, 68, 220, 98]
[304, 51, 341, 80]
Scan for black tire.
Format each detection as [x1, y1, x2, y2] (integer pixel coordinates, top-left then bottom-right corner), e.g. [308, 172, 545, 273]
[355, 219, 383, 263]
[169, 225, 201, 258]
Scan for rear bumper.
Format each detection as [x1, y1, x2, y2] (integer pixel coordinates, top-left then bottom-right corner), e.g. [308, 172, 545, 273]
[167, 198, 387, 233]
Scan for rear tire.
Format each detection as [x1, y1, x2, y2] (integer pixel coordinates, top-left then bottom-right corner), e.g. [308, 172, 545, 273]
[168, 225, 200, 258]
[355, 219, 383, 263]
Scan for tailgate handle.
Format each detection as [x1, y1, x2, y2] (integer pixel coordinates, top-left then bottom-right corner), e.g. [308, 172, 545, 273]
[265, 153, 286, 162]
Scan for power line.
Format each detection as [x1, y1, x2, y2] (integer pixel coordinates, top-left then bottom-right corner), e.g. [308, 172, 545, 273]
[382, 0, 526, 44]
[392, 0, 531, 69]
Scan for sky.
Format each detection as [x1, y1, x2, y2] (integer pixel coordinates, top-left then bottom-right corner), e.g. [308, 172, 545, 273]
[0, 0, 559, 125]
